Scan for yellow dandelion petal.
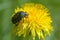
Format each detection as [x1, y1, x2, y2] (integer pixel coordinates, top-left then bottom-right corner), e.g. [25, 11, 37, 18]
[12, 3, 53, 40]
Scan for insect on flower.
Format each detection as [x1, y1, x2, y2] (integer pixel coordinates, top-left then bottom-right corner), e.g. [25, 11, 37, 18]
[12, 3, 53, 40]
[11, 11, 28, 24]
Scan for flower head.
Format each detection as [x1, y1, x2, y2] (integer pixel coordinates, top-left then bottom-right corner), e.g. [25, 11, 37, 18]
[13, 3, 53, 40]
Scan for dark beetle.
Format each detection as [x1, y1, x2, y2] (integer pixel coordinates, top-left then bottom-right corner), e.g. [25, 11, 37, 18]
[11, 11, 28, 24]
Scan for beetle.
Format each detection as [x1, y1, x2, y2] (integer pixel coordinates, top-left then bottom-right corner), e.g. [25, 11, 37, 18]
[11, 11, 28, 24]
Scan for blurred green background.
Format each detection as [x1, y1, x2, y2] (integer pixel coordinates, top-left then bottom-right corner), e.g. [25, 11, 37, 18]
[0, 0, 60, 40]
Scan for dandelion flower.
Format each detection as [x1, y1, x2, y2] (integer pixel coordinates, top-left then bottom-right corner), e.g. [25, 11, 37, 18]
[12, 3, 53, 40]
